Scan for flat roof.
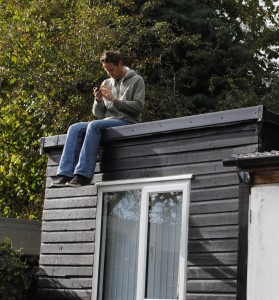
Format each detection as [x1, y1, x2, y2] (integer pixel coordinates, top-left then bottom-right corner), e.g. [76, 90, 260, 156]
[40, 105, 279, 153]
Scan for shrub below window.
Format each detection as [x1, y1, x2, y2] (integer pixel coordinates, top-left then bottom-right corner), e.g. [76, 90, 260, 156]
[0, 238, 38, 300]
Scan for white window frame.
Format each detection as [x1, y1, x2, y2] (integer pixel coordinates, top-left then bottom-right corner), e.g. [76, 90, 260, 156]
[92, 174, 192, 300]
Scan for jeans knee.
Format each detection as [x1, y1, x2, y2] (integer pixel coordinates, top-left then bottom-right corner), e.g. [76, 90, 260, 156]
[67, 122, 88, 137]
[68, 123, 78, 134]
[87, 120, 101, 134]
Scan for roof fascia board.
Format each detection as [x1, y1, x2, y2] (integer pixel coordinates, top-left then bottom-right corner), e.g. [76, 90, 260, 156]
[41, 105, 267, 153]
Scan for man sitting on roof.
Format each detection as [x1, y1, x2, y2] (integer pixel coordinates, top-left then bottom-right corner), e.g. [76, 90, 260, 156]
[51, 50, 145, 187]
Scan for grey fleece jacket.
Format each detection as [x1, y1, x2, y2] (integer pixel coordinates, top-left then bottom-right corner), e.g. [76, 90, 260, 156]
[92, 67, 145, 124]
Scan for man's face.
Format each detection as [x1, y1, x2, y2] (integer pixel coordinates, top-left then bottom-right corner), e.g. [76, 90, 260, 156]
[103, 62, 123, 80]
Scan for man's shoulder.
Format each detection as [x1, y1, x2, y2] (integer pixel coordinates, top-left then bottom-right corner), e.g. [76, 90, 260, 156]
[127, 72, 144, 83]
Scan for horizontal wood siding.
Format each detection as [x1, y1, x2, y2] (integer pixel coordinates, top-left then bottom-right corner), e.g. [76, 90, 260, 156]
[38, 121, 260, 300]
[38, 186, 96, 300]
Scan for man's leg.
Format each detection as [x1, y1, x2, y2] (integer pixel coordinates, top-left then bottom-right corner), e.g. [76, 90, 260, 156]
[57, 122, 89, 177]
[70, 119, 131, 184]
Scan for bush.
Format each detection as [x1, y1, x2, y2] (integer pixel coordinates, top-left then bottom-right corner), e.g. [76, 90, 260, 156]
[0, 238, 38, 300]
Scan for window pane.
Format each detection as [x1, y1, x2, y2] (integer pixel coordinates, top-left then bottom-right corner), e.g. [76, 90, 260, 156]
[145, 191, 182, 299]
[98, 190, 141, 300]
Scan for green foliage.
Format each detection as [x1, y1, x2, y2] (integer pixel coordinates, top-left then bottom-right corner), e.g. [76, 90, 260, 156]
[0, 90, 47, 219]
[0, 0, 134, 219]
[133, 0, 279, 112]
[0, 0, 279, 219]
[0, 238, 38, 300]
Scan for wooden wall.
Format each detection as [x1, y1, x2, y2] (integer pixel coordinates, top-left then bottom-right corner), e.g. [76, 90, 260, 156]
[38, 119, 262, 300]
[38, 152, 96, 300]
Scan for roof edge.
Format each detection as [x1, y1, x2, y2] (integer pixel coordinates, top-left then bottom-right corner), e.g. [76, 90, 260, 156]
[40, 105, 275, 153]
[223, 151, 279, 170]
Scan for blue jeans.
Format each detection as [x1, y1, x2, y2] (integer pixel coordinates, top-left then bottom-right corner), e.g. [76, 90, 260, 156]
[57, 119, 131, 179]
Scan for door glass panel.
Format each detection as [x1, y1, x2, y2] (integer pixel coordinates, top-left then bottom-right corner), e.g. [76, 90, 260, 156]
[98, 190, 141, 300]
[145, 191, 182, 299]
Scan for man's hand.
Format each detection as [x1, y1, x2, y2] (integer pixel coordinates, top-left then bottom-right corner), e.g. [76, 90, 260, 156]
[100, 86, 115, 102]
[93, 87, 103, 101]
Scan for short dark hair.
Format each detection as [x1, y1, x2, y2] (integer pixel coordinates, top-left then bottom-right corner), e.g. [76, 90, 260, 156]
[100, 51, 124, 65]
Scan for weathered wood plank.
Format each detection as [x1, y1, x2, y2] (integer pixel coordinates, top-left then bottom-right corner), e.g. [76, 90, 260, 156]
[100, 131, 258, 160]
[47, 153, 62, 166]
[253, 170, 279, 184]
[37, 288, 91, 300]
[46, 166, 238, 190]
[187, 266, 237, 279]
[101, 167, 238, 185]
[42, 220, 96, 232]
[100, 145, 257, 172]
[190, 199, 238, 214]
[38, 278, 92, 289]
[42, 135, 62, 149]
[189, 212, 238, 227]
[42, 208, 96, 221]
[105, 157, 233, 174]
[45, 185, 97, 199]
[41, 231, 94, 243]
[188, 252, 237, 266]
[191, 173, 239, 189]
[39, 254, 94, 266]
[46, 145, 256, 176]
[39, 266, 93, 277]
[46, 160, 233, 178]
[40, 243, 94, 254]
[47, 138, 256, 169]
[101, 122, 258, 148]
[190, 186, 239, 202]
[47, 149, 100, 166]
[46, 164, 100, 176]
[187, 279, 237, 293]
[101, 146, 258, 174]
[46, 174, 103, 188]
[188, 239, 238, 253]
[186, 293, 236, 300]
[44, 197, 97, 209]
[188, 226, 238, 240]
[103, 126, 258, 157]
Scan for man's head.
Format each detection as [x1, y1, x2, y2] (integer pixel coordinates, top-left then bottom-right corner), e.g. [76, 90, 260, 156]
[100, 51, 124, 65]
[100, 50, 127, 80]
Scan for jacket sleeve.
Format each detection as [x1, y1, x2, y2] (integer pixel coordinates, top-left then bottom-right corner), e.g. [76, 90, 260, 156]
[112, 77, 145, 114]
[92, 99, 107, 118]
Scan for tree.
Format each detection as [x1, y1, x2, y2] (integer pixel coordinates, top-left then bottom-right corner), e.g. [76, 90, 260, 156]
[0, 0, 137, 219]
[128, 0, 279, 113]
[0, 0, 279, 219]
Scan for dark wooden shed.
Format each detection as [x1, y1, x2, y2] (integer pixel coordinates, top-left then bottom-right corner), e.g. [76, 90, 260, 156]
[38, 105, 279, 300]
